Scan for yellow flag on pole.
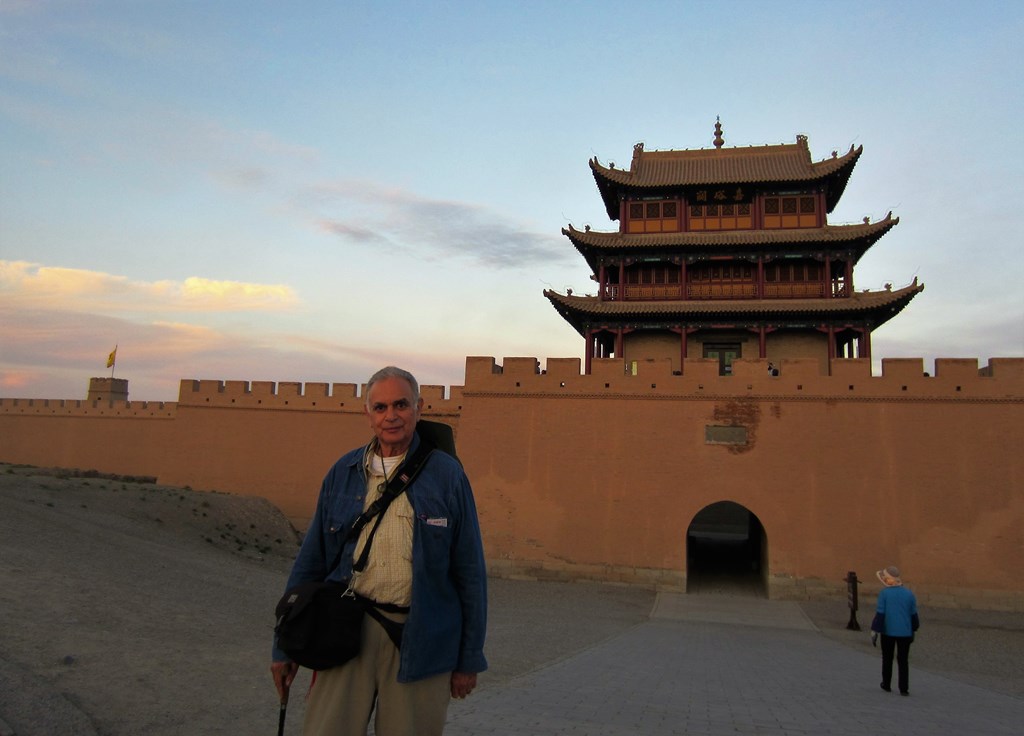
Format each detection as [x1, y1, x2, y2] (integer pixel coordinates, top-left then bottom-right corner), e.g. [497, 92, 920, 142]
[106, 346, 117, 368]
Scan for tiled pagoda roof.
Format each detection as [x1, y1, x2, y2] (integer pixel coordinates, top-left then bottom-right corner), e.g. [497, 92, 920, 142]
[563, 214, 897, 270]
[590, 136, 862, 219]
[544, 280, 923, 335]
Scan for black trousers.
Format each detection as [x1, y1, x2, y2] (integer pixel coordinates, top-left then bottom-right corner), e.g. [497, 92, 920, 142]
[880, 634, 913, 693]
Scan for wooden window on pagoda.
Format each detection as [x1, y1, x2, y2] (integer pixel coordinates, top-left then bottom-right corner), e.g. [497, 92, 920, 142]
[763, 261, 825, 298]
[622, 263, 682, 299]
[626, 199, 681, 234]
[689, 187, 752, 231]
[686, 261, 756, 299]
[763, 195, 818, 229]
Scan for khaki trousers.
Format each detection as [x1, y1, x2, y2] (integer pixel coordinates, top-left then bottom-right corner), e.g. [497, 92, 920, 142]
[303, 613, 451, 736]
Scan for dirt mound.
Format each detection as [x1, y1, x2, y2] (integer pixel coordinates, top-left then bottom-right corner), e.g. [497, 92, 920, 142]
[0, 463, 308, 735]
[0, 464, 302, 562]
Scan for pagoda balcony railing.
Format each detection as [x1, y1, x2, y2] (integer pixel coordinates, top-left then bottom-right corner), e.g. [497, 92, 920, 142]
[688, 282, 758, 299]
[619, 285, 685, 300]
[764, 282, 826, 298]
[601, 281, 836, 301]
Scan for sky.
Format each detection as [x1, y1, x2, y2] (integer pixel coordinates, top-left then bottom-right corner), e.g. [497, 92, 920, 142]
[1, 1, 1022, 402]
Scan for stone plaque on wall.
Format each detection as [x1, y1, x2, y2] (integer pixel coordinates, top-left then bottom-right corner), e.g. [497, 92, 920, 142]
[705, 425, 748, 445]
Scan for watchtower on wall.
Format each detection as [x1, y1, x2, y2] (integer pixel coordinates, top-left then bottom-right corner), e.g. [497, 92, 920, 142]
[87, 377, 129, 402]
[545, 120, 924, 375]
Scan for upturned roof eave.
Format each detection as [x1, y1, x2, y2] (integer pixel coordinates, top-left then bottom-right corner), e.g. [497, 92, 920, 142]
[592, 164, 623, 220]
[563, 215, 896, 249]
[563, 215, 898, 271]
[588, 142, 863, 219]
[823, 146, 862, 213]
[543, 281, 922, 328]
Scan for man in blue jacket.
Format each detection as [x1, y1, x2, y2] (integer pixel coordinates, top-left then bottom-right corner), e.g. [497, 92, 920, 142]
[871, 565, 919, 696]
[271, 366, 487, 735]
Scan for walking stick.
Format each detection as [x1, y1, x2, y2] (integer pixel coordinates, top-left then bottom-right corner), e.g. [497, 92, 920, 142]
[277, 691, 288, 736]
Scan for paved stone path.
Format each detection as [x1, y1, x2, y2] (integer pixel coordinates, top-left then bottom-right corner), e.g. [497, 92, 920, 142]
[443, 593, 1024, 736]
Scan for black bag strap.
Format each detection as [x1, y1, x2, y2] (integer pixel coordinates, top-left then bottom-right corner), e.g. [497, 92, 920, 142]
[364, 604, 407, 648]
[327, 434, 436, 576]
[350, 491, 399, 574]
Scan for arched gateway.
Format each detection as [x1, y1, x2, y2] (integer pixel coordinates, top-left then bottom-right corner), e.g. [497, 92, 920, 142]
[686, 501, 766, 596]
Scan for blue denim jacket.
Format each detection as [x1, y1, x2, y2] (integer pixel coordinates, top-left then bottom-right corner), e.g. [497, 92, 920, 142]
[273, 433, 488, 682]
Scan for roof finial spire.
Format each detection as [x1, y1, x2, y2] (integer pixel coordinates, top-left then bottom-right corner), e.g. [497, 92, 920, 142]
[713, 116, 724, 149]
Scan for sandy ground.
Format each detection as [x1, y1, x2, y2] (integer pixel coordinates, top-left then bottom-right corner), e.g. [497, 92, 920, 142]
[1, 464, 1021, 735]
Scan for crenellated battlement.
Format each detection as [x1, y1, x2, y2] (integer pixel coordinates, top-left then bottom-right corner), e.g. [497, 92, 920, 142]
[175, 378, 465, 414]
[0, 397, 177, 417]
[464, 356, 1024, 401]
[3, 356, 1019, 421]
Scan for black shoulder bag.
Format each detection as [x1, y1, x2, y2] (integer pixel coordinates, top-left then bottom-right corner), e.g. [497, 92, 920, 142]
[274, 438, 434, 671]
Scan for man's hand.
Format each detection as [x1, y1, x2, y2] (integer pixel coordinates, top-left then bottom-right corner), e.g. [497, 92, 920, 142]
[450, 671, 477, 699]
[271, 660, 299, 703]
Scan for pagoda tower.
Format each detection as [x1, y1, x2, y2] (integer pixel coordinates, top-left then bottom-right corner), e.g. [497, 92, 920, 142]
[545, 120, 924, 375]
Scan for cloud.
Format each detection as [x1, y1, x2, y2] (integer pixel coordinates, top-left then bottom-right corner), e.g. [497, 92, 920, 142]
[211, 167, 271, 190]
[317, 219, 390, 245]
[303, 181, 570, 269]
[2, 29, 561, 274]
[178, 277, 296, 308]
[0, 261, 300, 314]
[0, 305, 408, 401]
[0, 370, 33, 389]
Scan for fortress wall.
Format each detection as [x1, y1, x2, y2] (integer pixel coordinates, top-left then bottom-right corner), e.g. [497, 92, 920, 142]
[0, 398, 177, 477]
[0, 379, 464, 529]
[158, 405, 368, 527]
[161, 379, 464, 526]
[1, 356, 1021, 607]
[459, 356, 1024, 606]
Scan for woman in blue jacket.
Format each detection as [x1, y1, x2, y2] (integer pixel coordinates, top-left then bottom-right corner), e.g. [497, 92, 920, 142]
[871, 566, 920, 696]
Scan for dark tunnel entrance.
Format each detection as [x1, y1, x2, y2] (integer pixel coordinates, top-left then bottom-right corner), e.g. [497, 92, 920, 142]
[686, 501, 766, 596]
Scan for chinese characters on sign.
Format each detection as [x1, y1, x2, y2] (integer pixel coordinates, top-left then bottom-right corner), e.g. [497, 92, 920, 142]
[695, 187, 745, 203]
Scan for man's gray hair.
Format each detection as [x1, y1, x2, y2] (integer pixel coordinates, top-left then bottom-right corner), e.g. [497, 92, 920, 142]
[365, 366, 420, 406]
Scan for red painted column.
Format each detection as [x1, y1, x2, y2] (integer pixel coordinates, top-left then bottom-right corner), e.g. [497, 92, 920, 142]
[616, 328, 624, 359]
[827, 325, 836, 374]
[757, 256, 765, 299]
[759, 327, 767, 358]
[824, 254, 831, 297]
[584, 329, 593, 374]
[598, 263, 606, 301]
[861, 328, 872, 360]
[618, 261, 625, 301]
